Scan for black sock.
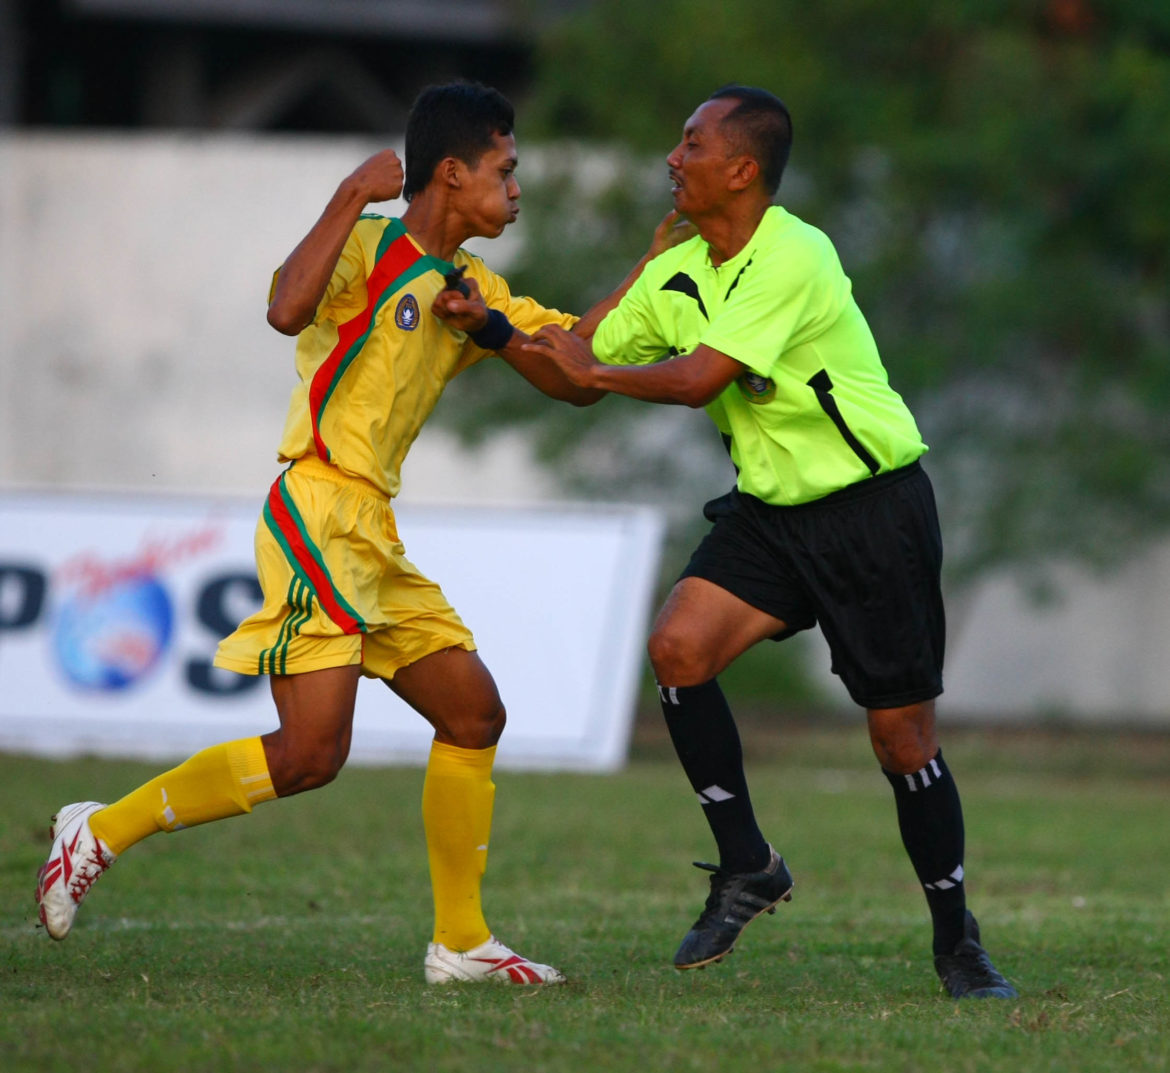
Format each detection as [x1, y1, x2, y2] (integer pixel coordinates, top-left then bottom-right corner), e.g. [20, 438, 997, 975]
[658, 678, 770, 873]
[883, 749, 968, 955]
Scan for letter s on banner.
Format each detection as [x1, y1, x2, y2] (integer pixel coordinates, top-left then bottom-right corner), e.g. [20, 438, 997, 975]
[185, 573, 264, 696]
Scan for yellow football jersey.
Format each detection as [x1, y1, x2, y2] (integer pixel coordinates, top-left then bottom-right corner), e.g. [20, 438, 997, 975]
[274, 214, 576, 498]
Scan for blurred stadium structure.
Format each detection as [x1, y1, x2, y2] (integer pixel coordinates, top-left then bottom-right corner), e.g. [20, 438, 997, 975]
[0, 0, 584, 132]
[2, 0, 1169, 728]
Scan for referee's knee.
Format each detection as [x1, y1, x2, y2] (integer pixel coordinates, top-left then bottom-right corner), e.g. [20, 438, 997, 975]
[866, 701, 938, 773]
[647, 628, 712, 687]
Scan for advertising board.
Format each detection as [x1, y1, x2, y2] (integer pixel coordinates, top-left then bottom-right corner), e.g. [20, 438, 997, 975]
[0, 491, 663, 772]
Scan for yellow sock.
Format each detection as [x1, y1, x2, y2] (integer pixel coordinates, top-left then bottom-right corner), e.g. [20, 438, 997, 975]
[88, 737, 276, 856]
[423, 740, 495, 950]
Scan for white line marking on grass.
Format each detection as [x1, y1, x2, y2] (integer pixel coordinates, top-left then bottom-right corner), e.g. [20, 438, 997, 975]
[11, 914, 391, 939]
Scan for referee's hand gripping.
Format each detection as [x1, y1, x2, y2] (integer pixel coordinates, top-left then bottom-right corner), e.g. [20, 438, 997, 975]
[522, 325, 600, 388]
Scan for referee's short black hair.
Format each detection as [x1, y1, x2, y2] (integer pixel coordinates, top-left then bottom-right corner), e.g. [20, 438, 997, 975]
[708, 85, 793, 196]
[404, 81, 515, 201]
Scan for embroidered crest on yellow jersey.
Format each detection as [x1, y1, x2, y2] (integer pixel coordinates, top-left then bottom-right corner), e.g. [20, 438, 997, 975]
[395, 294, 420, 330]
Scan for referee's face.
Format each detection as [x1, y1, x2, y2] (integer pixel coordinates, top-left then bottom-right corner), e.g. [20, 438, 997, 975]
[667, 98, 741, 220]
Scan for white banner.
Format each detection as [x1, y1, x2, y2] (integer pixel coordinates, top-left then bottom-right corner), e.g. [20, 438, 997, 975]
[0, 490, 663, 772]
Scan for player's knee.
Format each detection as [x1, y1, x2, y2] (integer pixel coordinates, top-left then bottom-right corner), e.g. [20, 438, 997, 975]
[482, 699, 507, 745]
[266, 736, 349, 795]
[295, 762, 341, 792]
[469, 697, 506, 748]
[445, 698, 506, 750]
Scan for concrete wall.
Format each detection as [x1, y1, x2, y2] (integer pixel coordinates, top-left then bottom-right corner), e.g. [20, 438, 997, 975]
[795, 546, 1170, 727]
[3, 133, 1168, 726]
[0, 131, 544, 504]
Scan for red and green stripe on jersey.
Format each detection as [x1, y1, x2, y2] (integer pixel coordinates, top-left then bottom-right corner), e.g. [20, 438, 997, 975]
[309, 217, 451, 462]
[260, 470, 366, 671]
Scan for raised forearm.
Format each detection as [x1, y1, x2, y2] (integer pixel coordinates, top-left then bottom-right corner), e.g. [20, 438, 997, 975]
[268, 150, 403, 336]
[266, 183, 369, 335]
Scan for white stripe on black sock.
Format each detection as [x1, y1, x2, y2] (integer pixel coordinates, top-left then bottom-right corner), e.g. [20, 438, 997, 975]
[696, 784, 735, 805]
[924, 864, 965, 891]
[904, 757, 946, 792]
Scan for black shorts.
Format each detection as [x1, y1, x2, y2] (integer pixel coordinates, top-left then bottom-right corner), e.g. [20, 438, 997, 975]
[680, 461, 945, 709]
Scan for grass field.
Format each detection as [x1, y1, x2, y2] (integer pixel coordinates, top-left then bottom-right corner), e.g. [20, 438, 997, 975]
[1, 717, 1167, 1073]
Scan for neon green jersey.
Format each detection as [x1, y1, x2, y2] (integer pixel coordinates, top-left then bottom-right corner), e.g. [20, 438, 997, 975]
[273, 215, 576, 498]
[593, 206, 926, 506]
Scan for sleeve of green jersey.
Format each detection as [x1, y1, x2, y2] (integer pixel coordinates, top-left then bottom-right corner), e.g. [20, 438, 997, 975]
[591, 270, 672, 367]
[699, 227, 850, 378]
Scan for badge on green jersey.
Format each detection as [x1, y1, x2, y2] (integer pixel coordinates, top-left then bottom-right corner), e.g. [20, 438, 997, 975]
[737, 371, 776, 404]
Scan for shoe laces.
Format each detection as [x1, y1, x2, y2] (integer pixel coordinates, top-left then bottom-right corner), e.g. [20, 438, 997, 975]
[67, 850, 111, 902]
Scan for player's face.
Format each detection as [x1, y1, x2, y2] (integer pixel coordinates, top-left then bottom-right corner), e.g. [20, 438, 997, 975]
[457, 131, 521, 238]
[666, 98, 741, 219]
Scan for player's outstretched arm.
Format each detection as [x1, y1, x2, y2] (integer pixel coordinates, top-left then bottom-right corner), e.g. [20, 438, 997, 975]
[430, 210, 696, 405]
[491, 210, 695, 401]
[267, 150, 404, 336]
[431, 277, 604, 406]
[495, 328, 607, 406]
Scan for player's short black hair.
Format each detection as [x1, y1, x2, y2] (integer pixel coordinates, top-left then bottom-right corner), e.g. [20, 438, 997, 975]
[403, 81, 515, 201]
[707, 85, 793, 196]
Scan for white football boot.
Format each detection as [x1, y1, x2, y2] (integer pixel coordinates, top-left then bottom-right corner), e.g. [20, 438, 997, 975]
[35, 802, 116, 940]
[424, 935, 566, 984]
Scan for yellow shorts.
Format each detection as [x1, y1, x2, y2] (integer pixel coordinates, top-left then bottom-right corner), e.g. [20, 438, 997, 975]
[214, 455, 475, 679]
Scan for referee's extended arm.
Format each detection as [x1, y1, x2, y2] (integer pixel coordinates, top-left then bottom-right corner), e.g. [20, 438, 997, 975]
[524, 327, 745, 409]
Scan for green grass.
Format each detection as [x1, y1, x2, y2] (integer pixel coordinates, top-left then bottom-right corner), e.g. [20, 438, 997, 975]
[1, 720, 1167, 1073]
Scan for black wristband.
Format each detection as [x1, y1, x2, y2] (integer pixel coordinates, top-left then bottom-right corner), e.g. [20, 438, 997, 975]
[469, 308, 514, 350]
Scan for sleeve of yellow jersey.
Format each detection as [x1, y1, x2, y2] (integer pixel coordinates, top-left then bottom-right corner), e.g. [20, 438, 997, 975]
[464, 255, 577, 347]
[267, 220, 376, 327]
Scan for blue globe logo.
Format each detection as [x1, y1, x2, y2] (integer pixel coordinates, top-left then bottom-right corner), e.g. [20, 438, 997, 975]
[53, 574, 174, 691]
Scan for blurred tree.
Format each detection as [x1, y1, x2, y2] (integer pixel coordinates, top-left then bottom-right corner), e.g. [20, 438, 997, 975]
[438, 0, 1170, 586]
